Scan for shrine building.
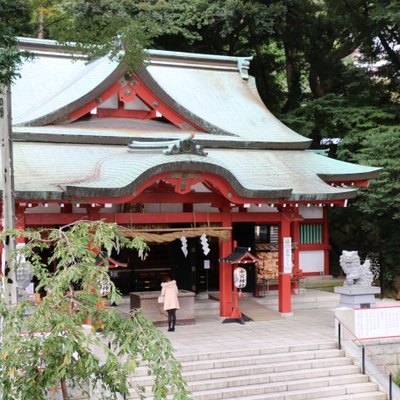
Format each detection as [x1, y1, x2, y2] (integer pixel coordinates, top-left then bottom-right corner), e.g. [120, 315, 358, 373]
[7, 37, 380, 316]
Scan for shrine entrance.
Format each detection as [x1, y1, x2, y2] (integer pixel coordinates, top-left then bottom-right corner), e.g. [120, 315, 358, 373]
[107, 226, 223, 295]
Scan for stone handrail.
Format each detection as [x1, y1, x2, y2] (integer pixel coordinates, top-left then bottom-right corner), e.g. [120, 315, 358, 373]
[335, 313, 399, 398]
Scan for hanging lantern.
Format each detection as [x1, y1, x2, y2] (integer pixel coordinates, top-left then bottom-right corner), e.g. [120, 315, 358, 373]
[15, 262, 33, 290]
[233, 267, 247, 289]
[98, 276, 112, 297]
[15, 244, 34, 290]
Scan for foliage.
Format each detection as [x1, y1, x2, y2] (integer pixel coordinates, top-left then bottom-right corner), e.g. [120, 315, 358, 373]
[0, 220, 189, 400]
[337, 126, 400, 284]
[283, 98, 399, 152]
[30, 0, 164, 72]
[394, 369, 400, 387]
[0, 0, 35, 86]
[328, 125, 400, 287]
[344, 126, 400, 220]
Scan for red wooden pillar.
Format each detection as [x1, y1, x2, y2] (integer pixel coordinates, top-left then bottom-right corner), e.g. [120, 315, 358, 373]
[279, 213, 292, 314]
[16, 206, 26, 244]
[323, 207, 330, 276]
[291, 212, 300, 276]
[219, 211, 232, 317]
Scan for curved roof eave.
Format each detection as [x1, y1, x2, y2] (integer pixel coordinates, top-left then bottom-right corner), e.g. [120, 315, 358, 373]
[288, 188, 359, 202]
[13, 190, 64, 201]
[318, 170, 382, 182]
[65, 159, 293, 199]
[8, 187, 359, 203]
[10, 141, 378, 203]
[62, 156, 360, 202]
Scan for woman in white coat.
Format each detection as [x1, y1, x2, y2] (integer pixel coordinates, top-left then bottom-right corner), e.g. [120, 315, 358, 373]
[161, 277, 180, 331]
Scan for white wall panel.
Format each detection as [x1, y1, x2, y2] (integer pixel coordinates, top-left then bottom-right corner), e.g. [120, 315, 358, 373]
[299, 205, 323, 219]
[299, 250, 324, 273]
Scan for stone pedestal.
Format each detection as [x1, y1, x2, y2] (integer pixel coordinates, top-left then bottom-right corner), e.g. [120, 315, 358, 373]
[130, 290, 195, 326]
[334, 285, 381, 308]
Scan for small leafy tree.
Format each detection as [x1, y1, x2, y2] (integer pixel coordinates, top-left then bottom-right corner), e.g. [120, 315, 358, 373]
[0, 0, 34, 86]
[0, 220, 189, 399]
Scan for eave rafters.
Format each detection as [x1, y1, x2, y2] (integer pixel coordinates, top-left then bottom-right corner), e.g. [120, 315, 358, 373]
[327, 180, 370, 188]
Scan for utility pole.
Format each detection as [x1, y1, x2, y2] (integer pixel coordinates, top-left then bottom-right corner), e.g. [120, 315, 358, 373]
[1, 85, 17, 305]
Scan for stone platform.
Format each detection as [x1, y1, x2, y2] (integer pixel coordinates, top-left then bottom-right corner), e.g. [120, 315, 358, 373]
[129, 290, 195, 326]
[334, 285, 381, 308]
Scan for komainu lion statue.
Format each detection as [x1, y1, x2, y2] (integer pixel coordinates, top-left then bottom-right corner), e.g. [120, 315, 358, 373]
[339, 250, 373, 286]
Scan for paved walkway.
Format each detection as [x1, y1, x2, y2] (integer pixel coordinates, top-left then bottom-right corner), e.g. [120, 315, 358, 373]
[153, 290, 399, 356]
[160, 291, 337, 356]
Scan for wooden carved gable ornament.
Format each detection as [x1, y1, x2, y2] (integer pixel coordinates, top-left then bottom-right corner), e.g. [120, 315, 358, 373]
[128, 135, 207, 157]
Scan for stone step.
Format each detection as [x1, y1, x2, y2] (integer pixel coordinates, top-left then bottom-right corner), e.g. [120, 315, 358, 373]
[322, 393, 387, 400]
[200, 290, 342, 313]
[176, 342, 337, 362]
[262, 297, 340, 311]
[134, 362, 361, 391]
[194, 300, 220, 316]
[179, 348, 346, 372]
[186, 367, 368, 392]
[181, 360, 357, 382]
[231, 385, 386, 400]
[190, 382, 380, 400]
[194, 299, 219, 308]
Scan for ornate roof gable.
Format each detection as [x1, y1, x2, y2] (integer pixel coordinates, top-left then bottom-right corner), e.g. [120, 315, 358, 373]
[128, 136, 207, 156]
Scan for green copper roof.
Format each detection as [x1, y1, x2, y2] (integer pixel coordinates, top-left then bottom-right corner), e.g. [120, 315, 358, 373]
[136, 67, 311, 149]
[13, 38, 310, 149]
[8, 38, 380, 203]
[8, 141, 379, 202]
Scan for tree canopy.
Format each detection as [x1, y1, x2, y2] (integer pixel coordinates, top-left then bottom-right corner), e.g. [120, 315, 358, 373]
[0, 221, 189, 399]
[0, 0, 34, 86]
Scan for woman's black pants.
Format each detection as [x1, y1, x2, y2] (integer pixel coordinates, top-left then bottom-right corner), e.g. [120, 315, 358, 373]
[167, 309, 176, 330]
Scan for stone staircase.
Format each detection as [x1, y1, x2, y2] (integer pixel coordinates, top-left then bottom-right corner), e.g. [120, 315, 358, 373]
[205, 288, 341, 313]
[128, 341, 387, 399]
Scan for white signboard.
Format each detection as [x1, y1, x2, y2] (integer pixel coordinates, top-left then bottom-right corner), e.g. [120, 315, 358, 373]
[354, 306, 400, 339]
[283, 237, 292, 273]
[204, 260, 210, 269]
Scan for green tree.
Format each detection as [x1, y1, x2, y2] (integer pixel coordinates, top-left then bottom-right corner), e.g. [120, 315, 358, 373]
[0, 0, 34, 86]
[0, 221, 189, 400]
[335, 0, 400, 88]
[1, 0, 165, 85]
[328, 127, 400, 291]
[350, 127, 400, 221]
[37, 0, 164, 71]
[282, 66, 399, 148]
[29, 0, 60, 39]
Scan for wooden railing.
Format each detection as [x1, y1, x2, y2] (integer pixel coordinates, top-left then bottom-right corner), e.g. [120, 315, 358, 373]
[255, 274, 306, 297]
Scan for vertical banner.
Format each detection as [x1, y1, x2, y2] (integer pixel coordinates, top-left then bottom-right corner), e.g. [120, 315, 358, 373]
[283, 237, 292, 273]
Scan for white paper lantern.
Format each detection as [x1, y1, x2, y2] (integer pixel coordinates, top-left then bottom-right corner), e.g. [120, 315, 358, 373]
[233, 267, 247, 289]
